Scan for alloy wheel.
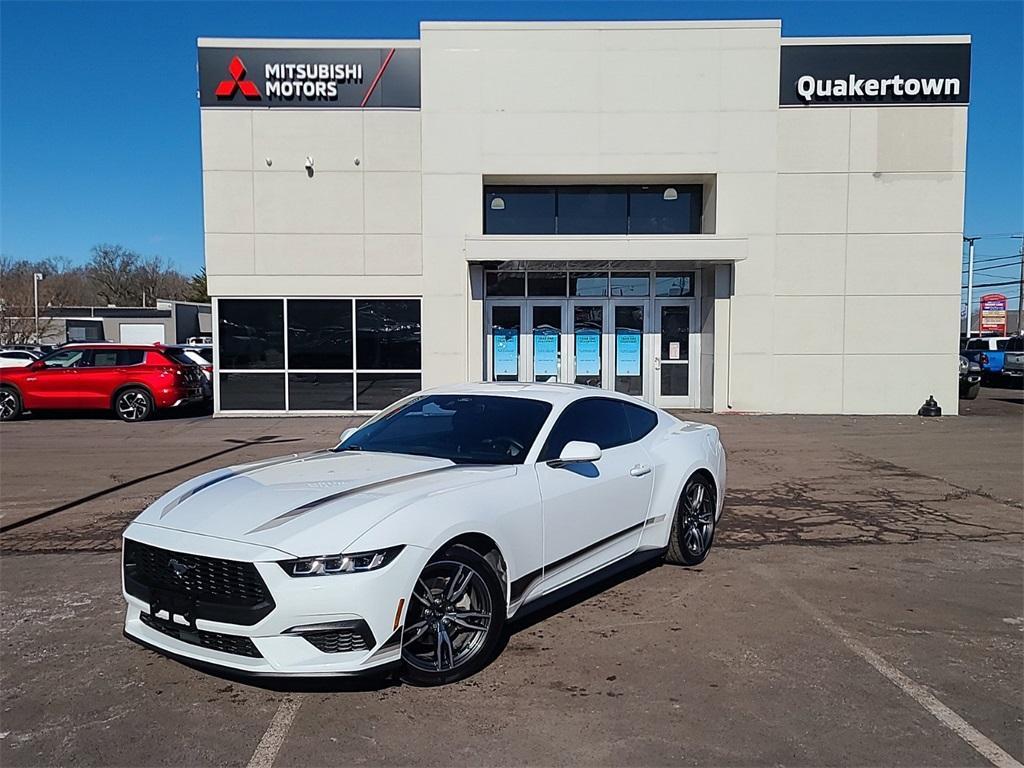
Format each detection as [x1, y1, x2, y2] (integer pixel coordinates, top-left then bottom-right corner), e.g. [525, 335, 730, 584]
[0, 390, 18, 420]
[681, 479, 715, 558]
[117, 391, 150, 421]
[402, 560, 493, 673]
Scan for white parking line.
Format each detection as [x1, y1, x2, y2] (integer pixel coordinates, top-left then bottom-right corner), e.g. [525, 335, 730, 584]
[761, 568, 1023, 768]
[247, 697, 301, 768]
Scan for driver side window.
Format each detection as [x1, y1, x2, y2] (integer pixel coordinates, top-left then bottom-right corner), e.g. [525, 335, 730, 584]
[539, 399, 631, 461]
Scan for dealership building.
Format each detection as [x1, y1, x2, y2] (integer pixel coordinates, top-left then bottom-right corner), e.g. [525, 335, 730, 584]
[198, 20, 970, 415]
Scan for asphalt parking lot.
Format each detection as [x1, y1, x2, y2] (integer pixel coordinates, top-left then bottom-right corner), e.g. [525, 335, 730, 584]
[1, 388, 1021, 767]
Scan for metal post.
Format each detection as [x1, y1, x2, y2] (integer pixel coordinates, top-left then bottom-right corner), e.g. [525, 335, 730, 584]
[1017, 235, 1023, 335]
[32, 272, 43, 341]
[964, 237, 977, 337]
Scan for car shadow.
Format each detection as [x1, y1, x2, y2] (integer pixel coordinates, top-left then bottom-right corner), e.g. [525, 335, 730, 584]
[24, 403, 212, 421]
[0, 435, 303, 534]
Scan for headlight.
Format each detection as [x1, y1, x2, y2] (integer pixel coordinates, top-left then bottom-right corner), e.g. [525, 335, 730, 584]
[278, 546, 404, 577]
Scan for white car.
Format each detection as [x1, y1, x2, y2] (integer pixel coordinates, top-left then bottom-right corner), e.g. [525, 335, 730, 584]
[0, 349, 40, 368]
[122, 383, 727, 685]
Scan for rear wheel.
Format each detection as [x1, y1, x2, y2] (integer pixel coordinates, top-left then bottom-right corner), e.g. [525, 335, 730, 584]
[114, 388, 154, 422]
[665, 473, 717, 566]
[400, 545, 505, 686]
[0, 387, 22, 421]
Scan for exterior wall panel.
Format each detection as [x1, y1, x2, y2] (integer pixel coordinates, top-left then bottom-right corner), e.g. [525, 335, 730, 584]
[199, 23, 969, 415]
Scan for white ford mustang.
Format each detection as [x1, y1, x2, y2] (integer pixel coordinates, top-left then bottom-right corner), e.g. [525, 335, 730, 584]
[122, 383, 727, 685]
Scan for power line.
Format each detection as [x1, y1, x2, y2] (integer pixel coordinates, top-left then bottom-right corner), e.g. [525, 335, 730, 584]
[962, 253, 1023, 265]
[963, 260, 1023, 274]
[961, 278, 1022, 289]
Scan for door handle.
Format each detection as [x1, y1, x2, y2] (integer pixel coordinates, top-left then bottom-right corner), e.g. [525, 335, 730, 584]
[653, 357, 661, 371]
[629, 464, 652, 477]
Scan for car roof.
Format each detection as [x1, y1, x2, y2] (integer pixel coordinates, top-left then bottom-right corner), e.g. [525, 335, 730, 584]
[417, 381, 659, 409]
[59, 343, 164, 350]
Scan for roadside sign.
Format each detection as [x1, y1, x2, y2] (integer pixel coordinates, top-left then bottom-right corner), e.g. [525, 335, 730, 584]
[979, 293, 1007, 335]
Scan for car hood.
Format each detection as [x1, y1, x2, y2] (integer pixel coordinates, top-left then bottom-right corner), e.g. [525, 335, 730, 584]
[131, 450, 511, 557]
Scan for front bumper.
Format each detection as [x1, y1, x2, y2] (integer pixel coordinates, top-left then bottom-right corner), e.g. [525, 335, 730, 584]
[122, 525, 425, 676]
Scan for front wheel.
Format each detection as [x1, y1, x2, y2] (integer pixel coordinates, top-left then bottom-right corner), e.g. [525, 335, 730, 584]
[0, 387, 23, 421]
[665, 473, 718, 566]
[400, 545, 506, 686]
[114, 388, 154, 422]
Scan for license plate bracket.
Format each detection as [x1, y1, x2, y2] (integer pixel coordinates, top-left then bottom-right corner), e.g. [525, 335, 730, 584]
[150, 588, 198, 629]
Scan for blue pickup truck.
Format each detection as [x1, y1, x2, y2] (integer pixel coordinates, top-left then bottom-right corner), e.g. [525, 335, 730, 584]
[961, 336, 1023, 380]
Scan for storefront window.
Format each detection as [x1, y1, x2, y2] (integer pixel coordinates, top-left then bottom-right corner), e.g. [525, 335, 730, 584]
[357, 373, 423, 411]
[485, 187, 556, 234]
[527, 272, 568, 297]
[216, 298, 421, 413]
[610, 273, 650, 297]
[655, 272, 695, 297]
[628, 186, 702, 234]
[356, 300, 421, 370]
[485, 271, 526, 297]
[570, 272, 608, 297]
[288, 373, 354, 410]
[219, 373, 285, 411]
[557, 187, 627, 234]
[218, 299, 284, 369]
[483, 184, 703, 235]
[287, 299, 352, 369]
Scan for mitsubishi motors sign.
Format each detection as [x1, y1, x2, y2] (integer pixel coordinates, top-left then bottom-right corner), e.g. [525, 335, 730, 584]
[198, 46, 420, 108]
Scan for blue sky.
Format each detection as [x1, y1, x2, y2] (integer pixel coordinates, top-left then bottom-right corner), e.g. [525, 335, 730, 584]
[2, 0, 1022, 301]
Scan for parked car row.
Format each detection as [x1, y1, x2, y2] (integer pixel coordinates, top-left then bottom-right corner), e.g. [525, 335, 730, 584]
[0, 343, 212, 423]
[960, 335, 1024, 384]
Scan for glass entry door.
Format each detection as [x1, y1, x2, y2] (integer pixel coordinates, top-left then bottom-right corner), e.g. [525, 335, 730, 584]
[654, 300, 697, 408]
[530, 302, 565, 383]
[612, 301, 646, 398]
[570, 301, 606, 388]
[487, 302, 523, 382]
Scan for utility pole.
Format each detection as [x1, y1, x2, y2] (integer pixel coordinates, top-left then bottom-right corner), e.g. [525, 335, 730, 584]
[964, 236, 979, 337]
[1017, 235, 1023, 335]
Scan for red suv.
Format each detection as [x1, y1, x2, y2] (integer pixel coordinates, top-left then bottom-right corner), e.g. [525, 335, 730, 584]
[0, 344, 208, 423]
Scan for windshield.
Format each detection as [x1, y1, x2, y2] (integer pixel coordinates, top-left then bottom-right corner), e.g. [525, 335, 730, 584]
[335, 394, 552, 465]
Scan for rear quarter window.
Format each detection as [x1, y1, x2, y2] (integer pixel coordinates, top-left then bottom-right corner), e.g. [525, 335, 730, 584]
[623, 403, 659, 440]
[159, 349, 197, 366]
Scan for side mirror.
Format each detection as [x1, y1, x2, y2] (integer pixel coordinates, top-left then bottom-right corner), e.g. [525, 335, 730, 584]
[549, 440, 602, 467]
[28, 360, 45, 371]
[339, 427, 358, 444]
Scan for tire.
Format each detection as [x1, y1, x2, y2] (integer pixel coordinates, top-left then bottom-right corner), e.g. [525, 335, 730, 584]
[0, 387, 23, 422]
[665, 473, 718, 567]
[114, 387, 154, 422]
[400, 544, 506, 686]
[961, 381, 980, 400]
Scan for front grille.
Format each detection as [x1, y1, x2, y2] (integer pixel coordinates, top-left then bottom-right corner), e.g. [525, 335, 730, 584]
[125, 540, 268, 605]
[303, 630, 372, 654]
[124, 540, 275, 625]
[140, 612, 262, 658]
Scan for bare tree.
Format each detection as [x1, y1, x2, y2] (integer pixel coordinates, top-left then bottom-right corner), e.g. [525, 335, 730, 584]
[88, 244, 141, 305]
[0, 257, 68, 344]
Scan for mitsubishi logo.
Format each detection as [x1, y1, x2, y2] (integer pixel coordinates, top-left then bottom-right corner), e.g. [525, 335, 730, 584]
[168, 558, 194, 579]
[215, 56, 261, 100]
